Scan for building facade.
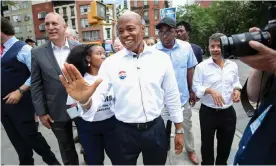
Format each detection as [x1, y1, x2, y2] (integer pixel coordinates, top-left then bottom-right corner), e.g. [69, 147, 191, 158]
[32, 1, 54, 45]
[52, 1, 79, 38]
[76, 1, 103, 44]
[130, 0, 167, 39]
[2, 1, 35, 41]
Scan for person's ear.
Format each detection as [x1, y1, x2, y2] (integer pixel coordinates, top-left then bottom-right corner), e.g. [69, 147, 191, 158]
[141, 24, 145, 36]
[86, 56, 91, 63]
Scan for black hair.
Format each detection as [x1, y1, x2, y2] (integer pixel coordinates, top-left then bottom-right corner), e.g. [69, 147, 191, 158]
[176, 21, 192, 33]
[25, 39, 35, 43]
[1, 17, 15, 36]
[66, 44, 97, 76]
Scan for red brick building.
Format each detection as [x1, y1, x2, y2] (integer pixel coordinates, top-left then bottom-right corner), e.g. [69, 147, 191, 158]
[130, 0, 166, 38]
[196, 0, 212, 8]
[32, 2, 54, 45]
[75, 1, 103, 44]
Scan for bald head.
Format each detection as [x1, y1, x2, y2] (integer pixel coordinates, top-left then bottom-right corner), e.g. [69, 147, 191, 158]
[119, 11, 142, 25]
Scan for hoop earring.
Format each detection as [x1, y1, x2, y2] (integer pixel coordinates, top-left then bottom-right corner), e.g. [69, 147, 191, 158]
[88, 63, 90, 67]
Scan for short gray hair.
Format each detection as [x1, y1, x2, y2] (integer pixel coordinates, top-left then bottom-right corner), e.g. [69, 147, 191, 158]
[209, 33, 225, 42]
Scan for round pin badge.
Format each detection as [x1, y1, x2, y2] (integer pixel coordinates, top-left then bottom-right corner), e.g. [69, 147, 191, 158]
[118, 71, 127, 79]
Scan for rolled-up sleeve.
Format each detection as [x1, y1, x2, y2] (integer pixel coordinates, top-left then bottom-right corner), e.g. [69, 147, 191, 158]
[162, 57, 183, 123]
[192, 65, 207, 98]
[17, 45, 32, 86]
[233, 64, 242, 89]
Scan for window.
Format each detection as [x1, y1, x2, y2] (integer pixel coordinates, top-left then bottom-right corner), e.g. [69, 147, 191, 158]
[80, 18, 90, 28]
[39, 23, 46, 31]
[154, 9, 159, 20]
[71, 18, 76, 28]
[14, 27, 20, 33]
[144, 10, 148, 20]
[144, 0, 148, 5]
[80, 5, 90, 15]
[63, 7, 67, 16]
[11, 4, 20, 11]
[55, 8, 59, 13]
[124, 0, 128, 9]
[154, 0, 158, 5]
[106, 28, 111, 39]
[26, 25, 32, 32]
[133, 0, 137, 7]
[82, 30, 100, 41]
[22, 1, 28, 9]
[70, 6, 75, 16]
[13, 15, 21, 22]
[145, 26, 149, 36]
[38, 12, 47, 19]
[155, 29, 158, 35]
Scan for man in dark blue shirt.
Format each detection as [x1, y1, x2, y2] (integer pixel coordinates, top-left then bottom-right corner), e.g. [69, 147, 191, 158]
[176, 21, 203, 63]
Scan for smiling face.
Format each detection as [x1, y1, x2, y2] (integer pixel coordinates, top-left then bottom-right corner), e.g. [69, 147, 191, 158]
[87, 45, 106, 69]
[118, 14, 144, 53]
[209, 39, 222, 60]
[45, 13, 67, 42]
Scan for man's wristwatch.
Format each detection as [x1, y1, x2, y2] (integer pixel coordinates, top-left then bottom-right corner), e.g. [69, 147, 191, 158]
[18, 88, 24, 95]
[175, 128, 184, 134]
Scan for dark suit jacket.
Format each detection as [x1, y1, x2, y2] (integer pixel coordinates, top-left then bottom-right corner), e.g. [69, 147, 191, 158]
[31, 40, 79, 122]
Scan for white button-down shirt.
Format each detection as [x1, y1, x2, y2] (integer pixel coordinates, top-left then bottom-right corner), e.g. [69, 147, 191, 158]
[192, 58, 242, 109]
[88, 45, 183, 123]
[51, 40, 70, 69]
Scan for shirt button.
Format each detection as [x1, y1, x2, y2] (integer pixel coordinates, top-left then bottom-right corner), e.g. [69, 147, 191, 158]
[242, 146, 245, 149]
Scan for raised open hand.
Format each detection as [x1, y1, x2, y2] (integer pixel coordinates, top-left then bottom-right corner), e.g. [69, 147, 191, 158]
[59, 63, 102, 103]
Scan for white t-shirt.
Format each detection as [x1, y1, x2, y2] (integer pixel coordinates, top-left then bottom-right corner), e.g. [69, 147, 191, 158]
[67, 73, 114, 122]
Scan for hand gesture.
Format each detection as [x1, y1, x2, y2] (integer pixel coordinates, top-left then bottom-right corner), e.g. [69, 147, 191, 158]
[59, 63, 102, 103]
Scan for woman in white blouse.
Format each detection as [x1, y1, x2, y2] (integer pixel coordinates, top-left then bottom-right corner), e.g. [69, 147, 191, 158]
[66, 44, 118, 165]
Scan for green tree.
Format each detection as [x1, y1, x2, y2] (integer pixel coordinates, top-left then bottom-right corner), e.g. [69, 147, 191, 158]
[176, 1, 272, 56]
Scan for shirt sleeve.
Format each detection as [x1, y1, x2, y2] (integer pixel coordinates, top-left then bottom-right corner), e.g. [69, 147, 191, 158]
[85, 59, 113, 114]
[187, 44, 198, 69]
[192, 65, 207, 98]
[162, 56, 183, 123]
[233, 63, 242, 89]
[17, 45, 32, 86]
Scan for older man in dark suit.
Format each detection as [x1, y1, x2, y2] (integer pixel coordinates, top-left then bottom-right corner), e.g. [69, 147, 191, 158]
[31, 12, 79, 165]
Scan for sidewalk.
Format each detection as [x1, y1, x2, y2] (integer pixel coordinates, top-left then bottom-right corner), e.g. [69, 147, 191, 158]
[1, 108, 240, 165]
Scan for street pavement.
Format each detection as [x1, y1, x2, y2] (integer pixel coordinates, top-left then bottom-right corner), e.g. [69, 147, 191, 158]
[1, 59, 251, 165]
[1, 109, 240, 165]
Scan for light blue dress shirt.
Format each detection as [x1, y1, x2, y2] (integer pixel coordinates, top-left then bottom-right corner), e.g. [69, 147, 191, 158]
[154, 39, 198, 105]
[2, 36, 32, 86]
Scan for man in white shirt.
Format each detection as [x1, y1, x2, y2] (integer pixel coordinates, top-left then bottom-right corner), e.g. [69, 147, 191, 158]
[192, 33, 242, 165]
[59, 11, 184, 165]
[31, 13, 79, 165]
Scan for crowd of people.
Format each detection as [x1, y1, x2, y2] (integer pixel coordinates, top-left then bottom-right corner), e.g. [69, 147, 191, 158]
[1, 9, 276, 165]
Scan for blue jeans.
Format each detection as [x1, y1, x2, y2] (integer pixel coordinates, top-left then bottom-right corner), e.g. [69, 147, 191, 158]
[77, 116, 119, 165]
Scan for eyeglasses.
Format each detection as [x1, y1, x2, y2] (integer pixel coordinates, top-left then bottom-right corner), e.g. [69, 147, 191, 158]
[158, 30, 174, 37]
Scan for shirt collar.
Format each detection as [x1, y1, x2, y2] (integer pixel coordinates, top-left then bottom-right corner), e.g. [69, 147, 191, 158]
[3, 36, 18, 49]
[123, 41, 152, 57]
[155, 39, 179, 50]
[51, 39, 70, 49]
[207, 57, 231, 66]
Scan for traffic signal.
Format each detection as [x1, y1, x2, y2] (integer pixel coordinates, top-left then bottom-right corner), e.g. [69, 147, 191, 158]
[89, 1, 107, 20]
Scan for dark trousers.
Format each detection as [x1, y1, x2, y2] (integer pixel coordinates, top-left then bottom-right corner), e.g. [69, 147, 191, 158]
[1, 102, 60, 165]
[51, 119, 79, 165]
[165, 120, 172, 151]
[77, 116, 118, 165]
[199, 104, 236, 165]
[116, 116, 168, 165]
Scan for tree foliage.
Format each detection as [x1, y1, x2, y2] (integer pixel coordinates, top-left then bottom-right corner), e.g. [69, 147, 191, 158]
[176, 1, 273, 55]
